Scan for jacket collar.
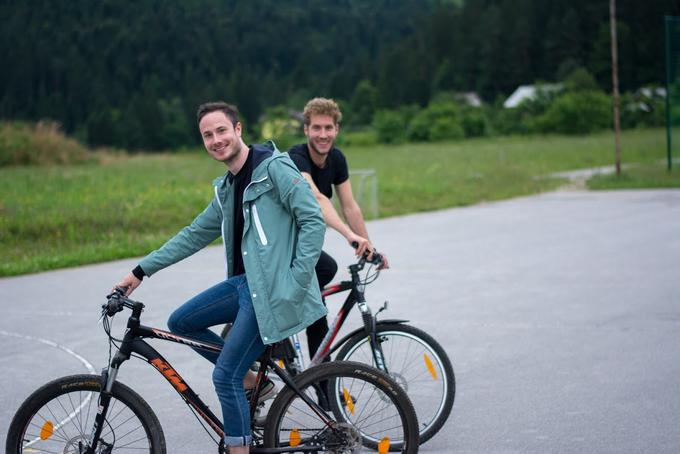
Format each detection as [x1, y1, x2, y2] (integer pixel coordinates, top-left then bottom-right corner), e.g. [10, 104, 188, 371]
[213, 141, 280, 189]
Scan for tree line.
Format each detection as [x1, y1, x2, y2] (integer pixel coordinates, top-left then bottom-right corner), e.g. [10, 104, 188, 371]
[1, 0, 678, 150]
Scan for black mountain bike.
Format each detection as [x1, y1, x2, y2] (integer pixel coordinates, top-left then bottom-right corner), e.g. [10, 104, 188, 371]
[224, 250, 455, 446]
[6, 289, 419, 453]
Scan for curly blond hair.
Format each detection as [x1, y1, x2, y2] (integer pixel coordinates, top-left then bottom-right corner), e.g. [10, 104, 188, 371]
[302, 98, 342, 126]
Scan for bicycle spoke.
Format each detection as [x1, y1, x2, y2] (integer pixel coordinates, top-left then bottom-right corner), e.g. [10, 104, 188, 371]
[341, 377, 405, 441]
[9, 376, 161, 454]
[46, 398, 78, 443]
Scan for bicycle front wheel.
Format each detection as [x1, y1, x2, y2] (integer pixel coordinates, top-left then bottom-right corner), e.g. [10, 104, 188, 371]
[6, 374, 166, 454]
[263, 361, 419, 453]
[336, 323, 455, 445]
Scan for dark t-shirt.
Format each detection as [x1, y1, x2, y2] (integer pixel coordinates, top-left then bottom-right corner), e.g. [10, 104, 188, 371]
[229, 146, 254, 276]
[288, 144, 349, 199]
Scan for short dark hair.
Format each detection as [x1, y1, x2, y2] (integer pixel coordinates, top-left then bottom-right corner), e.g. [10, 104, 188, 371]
[196, 101, 240, 126]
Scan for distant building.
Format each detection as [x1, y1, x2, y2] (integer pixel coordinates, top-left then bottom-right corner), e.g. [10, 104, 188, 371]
[503, 84, 563, 108]
[637, 87, 666, 99]
[628, 86, 667, 113]
[455, 92, 483, 107]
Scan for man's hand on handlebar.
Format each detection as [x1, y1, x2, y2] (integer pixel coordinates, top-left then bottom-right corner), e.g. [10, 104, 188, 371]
[112, 272, 141, 297]
[347, 233, 371, 258]
[350, 241, 390, 270]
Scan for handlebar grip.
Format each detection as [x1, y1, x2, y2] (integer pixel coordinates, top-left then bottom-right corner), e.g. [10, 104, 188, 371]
[370, 250, 384, 265]
[105, 298, 123, 316]
[103, 289, 128, 316]
[350, 240, 383, 266]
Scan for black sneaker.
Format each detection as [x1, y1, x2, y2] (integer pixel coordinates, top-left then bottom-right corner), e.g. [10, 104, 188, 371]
[245, 378, 277, 405]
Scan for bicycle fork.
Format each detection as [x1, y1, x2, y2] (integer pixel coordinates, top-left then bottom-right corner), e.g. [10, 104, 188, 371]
[84, 347, 130, 453]
[357, 298, 389, 374]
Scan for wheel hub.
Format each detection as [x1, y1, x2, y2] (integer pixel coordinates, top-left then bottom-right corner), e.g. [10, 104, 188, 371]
[389, 371, 408, 392]
[64, 435, 113, 454]
[316, 421, 361, 453]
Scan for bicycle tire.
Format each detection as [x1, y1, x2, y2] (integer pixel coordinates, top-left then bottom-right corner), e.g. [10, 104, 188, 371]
[6, 374, 166, 454]
[263, 361, 419, 453]
[335, 323, 455, 445]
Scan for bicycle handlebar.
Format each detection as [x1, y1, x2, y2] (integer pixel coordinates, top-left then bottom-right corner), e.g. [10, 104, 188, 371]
[102, 244, 382, 318]
[350, 241, 384, 267]
[103, 288, 144, 317]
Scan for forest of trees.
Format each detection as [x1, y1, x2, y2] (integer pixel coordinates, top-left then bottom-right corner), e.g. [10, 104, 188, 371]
[1, 0, 679, 150]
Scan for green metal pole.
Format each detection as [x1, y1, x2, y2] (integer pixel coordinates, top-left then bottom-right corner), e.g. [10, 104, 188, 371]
[610, 0, 622, 176]
[665, 16, 672, 170]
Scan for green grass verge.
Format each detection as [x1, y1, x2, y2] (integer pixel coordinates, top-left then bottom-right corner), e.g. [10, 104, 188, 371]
[344, 128, 667, 216]
[0, 153, 226, 276]
[587, 162, 680, 190]
[0, 128, 670, 276]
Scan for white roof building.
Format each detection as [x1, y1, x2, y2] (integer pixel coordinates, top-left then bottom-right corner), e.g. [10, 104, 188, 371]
[503, 84, 563, 108]
[456, 92, 483, 107]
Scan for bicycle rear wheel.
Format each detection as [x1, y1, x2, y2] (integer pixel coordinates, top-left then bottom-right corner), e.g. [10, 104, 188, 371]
[6, 374, 166, 454]
[263, 361, 419, 453]
[336, 323, 455, 445]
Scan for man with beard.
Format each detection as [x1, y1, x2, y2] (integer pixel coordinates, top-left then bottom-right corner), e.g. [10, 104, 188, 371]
[288, 97, 389, 364]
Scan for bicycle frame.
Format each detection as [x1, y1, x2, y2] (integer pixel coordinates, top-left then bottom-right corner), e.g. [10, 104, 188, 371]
[90, 300, 333, 454]
[303, 261, 407, 372]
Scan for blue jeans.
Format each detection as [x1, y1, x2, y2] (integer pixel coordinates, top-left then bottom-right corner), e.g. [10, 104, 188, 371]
[167, 274, 265, 447]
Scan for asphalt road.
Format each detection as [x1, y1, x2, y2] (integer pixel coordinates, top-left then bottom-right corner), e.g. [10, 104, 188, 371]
[2, 188, 679, 453]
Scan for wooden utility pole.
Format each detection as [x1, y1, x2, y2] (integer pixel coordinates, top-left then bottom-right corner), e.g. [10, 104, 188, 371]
[610, 0, 622, 176]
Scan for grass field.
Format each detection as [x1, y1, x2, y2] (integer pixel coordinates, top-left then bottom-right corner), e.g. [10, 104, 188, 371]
[587, 161, 680, 189]
[0, 128, 676, 276]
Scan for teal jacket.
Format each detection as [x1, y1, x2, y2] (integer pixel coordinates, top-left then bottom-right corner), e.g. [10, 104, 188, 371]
[139, 142, 327, 344]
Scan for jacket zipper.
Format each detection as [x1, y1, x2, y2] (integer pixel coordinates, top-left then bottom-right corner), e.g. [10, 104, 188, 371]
[214, 186, 229, 277]
[251, 204, 268, 246]
[244, 176, 269, 246]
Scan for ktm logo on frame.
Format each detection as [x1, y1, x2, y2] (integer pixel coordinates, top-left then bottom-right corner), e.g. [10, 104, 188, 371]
[150, 359, 188, 392]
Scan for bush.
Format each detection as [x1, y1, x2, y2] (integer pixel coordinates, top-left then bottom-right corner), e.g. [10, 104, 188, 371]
[349, 80, 378, 126]
[460, 107, 489, 137]
[620, 90, 667, 129]
[372, 110, 407, 143]
[256, 105, 304, 150]
[406, 110, 431, 141]
[265, 133, 305, 151]
[563, 67, 599, 92]
[406, 101, 464, 142]
[0, 121, 90, 166]
[489, 105, 525, 135]
[336, 129, 378, 147]
[429, 116, 465, 141]
[534, 91, 612, 134]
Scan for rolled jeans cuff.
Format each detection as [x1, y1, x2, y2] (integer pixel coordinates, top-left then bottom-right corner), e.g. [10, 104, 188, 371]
[223, 435, 251, 447]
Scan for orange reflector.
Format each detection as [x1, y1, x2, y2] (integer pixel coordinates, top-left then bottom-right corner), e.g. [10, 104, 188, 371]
[277, 359, 285, 369]
[424, 353, 438, 380]
[289, 429, 301, 447]
[40, 421, 54, 440]
[378, 437, 391, 454]
[343, 387, 355, 415]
